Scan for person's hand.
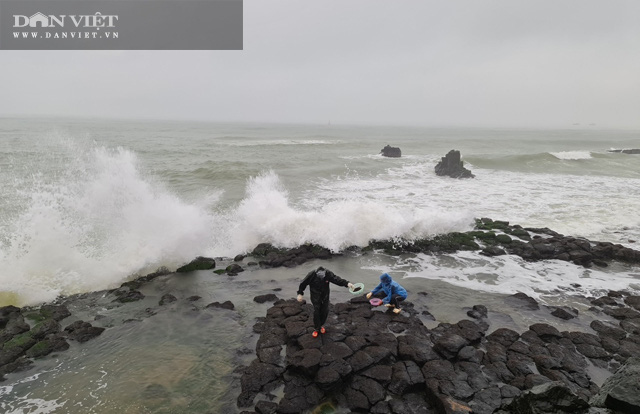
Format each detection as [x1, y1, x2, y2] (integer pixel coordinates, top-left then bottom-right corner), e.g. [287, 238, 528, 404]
[297, 294, 303, 302]
[366, 292, 372, 299]
[348, 283, 354, 290]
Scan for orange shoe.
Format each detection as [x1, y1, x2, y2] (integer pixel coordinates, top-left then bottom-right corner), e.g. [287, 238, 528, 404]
[312, 331, 319, 338]
[320, 327, 326, 334]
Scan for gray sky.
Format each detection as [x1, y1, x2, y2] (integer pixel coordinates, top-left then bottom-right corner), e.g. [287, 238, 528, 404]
[1, 0, 639, 128]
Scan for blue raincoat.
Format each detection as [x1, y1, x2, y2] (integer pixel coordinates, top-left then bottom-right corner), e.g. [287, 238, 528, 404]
[371, 273, 407, 304]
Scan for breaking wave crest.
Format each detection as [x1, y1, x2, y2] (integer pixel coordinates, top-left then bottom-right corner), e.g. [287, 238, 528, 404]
[0, 143, 470, 306]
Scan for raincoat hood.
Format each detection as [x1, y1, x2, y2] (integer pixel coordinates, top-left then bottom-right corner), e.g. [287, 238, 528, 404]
[380, 273, 392, 284]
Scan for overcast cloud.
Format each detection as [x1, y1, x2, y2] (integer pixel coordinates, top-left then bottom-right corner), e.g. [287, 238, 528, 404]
[1, 0, 639, 128]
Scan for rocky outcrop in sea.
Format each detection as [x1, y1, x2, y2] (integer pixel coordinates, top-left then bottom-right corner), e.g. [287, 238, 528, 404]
[435, 150, 475, 178]
[381, 145, 402, 157]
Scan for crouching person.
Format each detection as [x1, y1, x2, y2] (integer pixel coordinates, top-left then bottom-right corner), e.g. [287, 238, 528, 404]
[367, 273, 407, 314]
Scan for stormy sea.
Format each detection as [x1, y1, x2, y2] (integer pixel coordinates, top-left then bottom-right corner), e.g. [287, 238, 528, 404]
[1, 117, 639, 413]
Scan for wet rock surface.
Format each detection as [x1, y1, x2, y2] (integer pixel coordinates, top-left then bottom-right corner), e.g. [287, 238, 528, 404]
[244, 218, 640, 272]
[590, 357, 640, 413]
[176, 256, 216, 273]
[435, 150, 474, 179]
[251, 243, 335, 269]
[238, 288, 640, 414]
[381, 145, 402, 158]
[0, 303, 106, 381]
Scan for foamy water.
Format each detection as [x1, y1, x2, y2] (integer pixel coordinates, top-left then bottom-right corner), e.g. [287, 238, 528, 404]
[1, 119, 639, 306]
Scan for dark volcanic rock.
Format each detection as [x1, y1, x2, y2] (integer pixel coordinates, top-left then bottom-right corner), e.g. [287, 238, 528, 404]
[433, 334, 469, 360]
[254, 294, 279, 304]
[499, 381, 589, 413]
[380, 145, 401, 158]
[25, 336, 69, 359]
[159, 294, 177, 306]
[550, 306, 579, 320]
[239, 285, 640, 413]
[506, 292, 540, 310]
[205, 301, 235, 310]
[225, 263, 245, 275]
[63, 320, 105, 343]
[250, 243, 335, 269]
[434, 149, 474, 178]
[0, 313, 30, 345]
[38, 305, 71, 322]
[176, 256, 216, 272]
[112, 288, 144, 303]
[590, 357, 640, 413]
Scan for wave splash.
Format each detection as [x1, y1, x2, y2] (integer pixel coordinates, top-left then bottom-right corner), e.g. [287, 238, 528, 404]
[0, 145, 470, 306]
[0, 144, 216, 306]
[227, 171, 473, 254]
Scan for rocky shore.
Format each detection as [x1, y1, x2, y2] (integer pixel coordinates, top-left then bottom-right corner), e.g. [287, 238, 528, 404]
[248, 218, 640, 271]
[238, 290, 640, 414]
[2, 218, 640, 413]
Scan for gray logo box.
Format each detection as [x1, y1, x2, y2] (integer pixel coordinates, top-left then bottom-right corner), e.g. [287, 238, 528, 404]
[0, 0, 242, 50]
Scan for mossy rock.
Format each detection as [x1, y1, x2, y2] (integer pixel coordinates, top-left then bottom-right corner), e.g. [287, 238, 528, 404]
[251, 243, 286, 257]
[23, 312, 46, 323]
[496, 234, 513, 244]
[468, 231, 488, 239]
[474, 231, 497, 240]
[213, 269, 226, 275]
[475, 218, 510, 231]
[3, 331, 35, 351]
[25, 340, 51, 358]
[431, 233, 480, 251]
[176, 256, 216, 273]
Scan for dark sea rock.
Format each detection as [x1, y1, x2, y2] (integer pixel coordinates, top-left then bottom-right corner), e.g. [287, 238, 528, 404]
[435, 150, 474, 178]
[64, 320, 105, 343]
[38, 305, 71, 322]
[590, 357, 640, 413]
[237, 291, 640, 413]
[497, 381, 590, 414]
[357, 218, 640, 271]
[254, 294, 279, 304]
[205, 301, 235, 310]
[251, 243, 335, 269]
[380, 145, 401, 158]
[550, 306, 579, 320]
[244, 219, 640, 273]
[159, 294, 177, 306]
[176, 256, 216, 272]
[226, 263, 245, 276]
[112, 288, 145, 303]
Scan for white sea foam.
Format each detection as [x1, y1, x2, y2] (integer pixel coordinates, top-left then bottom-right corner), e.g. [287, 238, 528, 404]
[0, 144, 217, 305]
[219, 170, 475, 254]
[307, 159, 640, 247]
[549, 151, 593, 160]
[0, 149, 474, 305]
[365, 250, 640, 303]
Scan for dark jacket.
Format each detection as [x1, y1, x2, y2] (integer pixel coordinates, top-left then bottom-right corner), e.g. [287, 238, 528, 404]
[297, 267, 349, 305]
[371, 273, 407, 304]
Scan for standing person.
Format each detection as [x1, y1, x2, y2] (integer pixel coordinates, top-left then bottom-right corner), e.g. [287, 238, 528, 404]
[366, 273, 407, 314]
[297, 266, 354, 338]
